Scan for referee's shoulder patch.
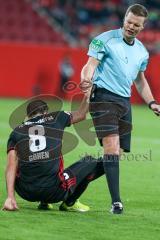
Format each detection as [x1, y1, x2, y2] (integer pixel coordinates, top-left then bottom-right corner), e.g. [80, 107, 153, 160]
[90, 39, 104, 51]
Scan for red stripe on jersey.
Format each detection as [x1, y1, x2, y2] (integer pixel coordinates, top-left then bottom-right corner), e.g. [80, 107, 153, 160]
[58, 154, 67, 189]
[87, 174, 95, 181]
[58, 153, 77, 190]
[66, 177, 76, 188]
[58, 154, 65, 181]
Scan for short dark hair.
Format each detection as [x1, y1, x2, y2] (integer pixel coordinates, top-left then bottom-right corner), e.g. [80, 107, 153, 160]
[27, 99, 48, 118]
[125, 4, 148, 19]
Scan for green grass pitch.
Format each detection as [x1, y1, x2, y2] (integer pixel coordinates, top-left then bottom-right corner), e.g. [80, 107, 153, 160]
[0, 98, 160, 240]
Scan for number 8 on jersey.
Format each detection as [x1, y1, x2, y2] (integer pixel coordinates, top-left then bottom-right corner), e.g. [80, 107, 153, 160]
[29, 125, 46, 153]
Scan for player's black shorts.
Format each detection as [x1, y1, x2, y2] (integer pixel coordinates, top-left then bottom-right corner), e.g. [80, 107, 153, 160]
[89, 86, 132, 152]
[15, 156, 104, 203]
[15, 178, 67, 203]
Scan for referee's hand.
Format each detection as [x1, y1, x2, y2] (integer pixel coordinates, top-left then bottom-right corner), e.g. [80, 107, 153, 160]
[150, 103, 160, 116]
[79, 80, 92, 93]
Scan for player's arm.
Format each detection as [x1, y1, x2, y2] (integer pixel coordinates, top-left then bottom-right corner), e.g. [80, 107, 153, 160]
[80, 57, 99, 94]
[70, 56, 99, 124]
[134, 72, 160, 116]
[2, 150, 19, 211]
[71, 94, 90, 124]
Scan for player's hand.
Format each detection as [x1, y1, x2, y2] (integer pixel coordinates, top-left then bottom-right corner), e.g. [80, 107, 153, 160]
[2, 197, 19, 211]
[150, 103, 160, 116]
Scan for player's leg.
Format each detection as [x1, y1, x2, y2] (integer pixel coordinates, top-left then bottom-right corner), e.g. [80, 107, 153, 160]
[91, 88, 132, 214]
[59, 156, 104, 212]
[90, 103, 123, 212]
[102, 119, 132, 214]
[89, 88, 129, 214]
[102, 134, 123, 214]
[65, 157, 104, 204]
[105, 101, 132, 213]
[102, 134, 121, 204]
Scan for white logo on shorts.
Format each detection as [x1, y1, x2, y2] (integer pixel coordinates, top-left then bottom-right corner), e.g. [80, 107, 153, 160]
[63, 172, 69, 180]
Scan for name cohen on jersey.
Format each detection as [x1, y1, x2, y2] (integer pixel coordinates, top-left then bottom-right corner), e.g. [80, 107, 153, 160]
[29, 151, 49, 161]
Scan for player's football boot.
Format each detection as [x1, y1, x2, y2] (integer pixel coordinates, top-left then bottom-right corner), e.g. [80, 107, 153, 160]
[110, 202, 123, 214]
[59, 199, 90, 212]
[38, 202, 53, 210]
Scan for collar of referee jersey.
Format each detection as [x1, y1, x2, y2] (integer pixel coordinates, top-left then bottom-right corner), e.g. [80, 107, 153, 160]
[123, 38, 135, 46]
[119, 28, 135, 46]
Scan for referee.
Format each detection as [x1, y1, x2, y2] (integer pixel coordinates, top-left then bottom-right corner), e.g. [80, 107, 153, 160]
[80, 4, 160, 214]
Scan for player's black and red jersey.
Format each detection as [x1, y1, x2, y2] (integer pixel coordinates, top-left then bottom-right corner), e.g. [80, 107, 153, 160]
[7, 111, 72, 192]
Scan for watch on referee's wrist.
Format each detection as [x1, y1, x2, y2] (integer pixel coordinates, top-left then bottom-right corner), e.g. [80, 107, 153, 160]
[148, 100, 156, 109]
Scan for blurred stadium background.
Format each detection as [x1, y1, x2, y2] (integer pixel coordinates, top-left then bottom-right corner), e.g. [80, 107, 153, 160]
[0, 0, 160, 101]
[0, 1, 160, 240]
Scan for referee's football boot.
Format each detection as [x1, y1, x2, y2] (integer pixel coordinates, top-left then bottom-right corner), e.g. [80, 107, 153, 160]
[59, 199, 90, 212]
[110, 202, 123, 214]
[38, 202, 53, 210]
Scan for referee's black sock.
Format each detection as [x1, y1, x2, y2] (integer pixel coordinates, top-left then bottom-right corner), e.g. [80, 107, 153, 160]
[103, 154, 121, 203]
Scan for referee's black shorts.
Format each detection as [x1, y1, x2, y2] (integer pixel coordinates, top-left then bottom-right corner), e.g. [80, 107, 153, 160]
[89, 86, 132, 152]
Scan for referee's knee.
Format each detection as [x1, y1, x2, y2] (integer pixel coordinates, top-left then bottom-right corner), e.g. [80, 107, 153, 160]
[102, 134, 120, 155]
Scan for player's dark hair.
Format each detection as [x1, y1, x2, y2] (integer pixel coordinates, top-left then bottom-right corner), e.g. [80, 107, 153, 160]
[27, 99, 48, 118]
[125, 4, 148, 19]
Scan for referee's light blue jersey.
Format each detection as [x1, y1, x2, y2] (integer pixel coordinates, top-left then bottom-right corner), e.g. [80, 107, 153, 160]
[87, 28, 149, 97]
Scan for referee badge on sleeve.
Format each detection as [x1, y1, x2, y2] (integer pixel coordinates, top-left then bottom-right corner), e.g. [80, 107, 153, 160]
[90, 39, 104, 51]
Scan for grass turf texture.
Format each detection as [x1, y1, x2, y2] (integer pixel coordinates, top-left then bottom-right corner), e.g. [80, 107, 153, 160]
[0, 98, 160, 240]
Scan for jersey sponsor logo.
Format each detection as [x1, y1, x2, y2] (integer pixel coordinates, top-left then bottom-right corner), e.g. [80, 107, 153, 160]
[90, 39, 104, 51]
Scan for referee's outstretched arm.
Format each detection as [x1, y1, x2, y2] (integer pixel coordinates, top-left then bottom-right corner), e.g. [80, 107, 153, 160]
[80, 57, 99, 94]
[135, 71, 160, 116]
